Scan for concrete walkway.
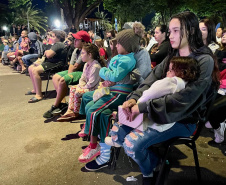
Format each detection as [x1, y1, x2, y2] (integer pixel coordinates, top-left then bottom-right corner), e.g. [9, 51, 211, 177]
[0, 63, 226, 185]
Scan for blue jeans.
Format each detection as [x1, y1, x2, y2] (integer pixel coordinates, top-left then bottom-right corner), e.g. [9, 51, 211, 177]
[111, 122, 196, 176]
[22, 54, 39, 67]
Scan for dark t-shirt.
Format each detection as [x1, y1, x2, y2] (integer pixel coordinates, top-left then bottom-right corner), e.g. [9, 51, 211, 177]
[47, 42, 66, 63]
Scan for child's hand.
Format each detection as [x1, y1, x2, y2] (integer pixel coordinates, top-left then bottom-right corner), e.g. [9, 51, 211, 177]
[76, 88, 85, 94]
[102, 81, 116, 87]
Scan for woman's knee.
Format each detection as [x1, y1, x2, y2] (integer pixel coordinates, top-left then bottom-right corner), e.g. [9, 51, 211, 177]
[123, 131, 144, 156]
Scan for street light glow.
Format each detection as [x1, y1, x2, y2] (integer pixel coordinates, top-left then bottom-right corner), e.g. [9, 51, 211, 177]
[2, 26, 8, 31]
[54, 19, 61, 28]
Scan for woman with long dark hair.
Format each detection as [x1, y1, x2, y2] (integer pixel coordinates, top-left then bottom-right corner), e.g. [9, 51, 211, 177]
[214, 29, 226, 71]
[106, 11, 220, 185]
[199, 19, 219, 53]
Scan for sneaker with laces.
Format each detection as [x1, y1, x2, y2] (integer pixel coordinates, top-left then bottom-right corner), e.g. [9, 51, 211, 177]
[78, 144, 101, 163]
[78, 124, 88, 137]
[214, 122, 226, 143]
[105, 137, 121, 147]
[85, 160, 109, 171]
[43, 105, 58, 119]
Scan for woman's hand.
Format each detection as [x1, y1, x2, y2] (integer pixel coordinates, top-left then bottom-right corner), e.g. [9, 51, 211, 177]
[122, 99, 137, 120]
[130, 104, 140, 121]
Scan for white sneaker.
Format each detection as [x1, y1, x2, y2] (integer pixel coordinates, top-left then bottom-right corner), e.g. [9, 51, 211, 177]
[105, 137, 121, 147]
[205, 121, 212, 129]
[214, 122, 226, 143]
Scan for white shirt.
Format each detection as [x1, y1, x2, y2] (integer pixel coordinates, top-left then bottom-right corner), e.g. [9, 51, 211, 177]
[145, 37, 158, 52]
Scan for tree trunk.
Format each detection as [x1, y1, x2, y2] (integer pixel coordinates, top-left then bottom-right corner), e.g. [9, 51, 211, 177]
[73, 0, 102, 30]
[52, 0, 102, 31]
[222, 12, 226, 28]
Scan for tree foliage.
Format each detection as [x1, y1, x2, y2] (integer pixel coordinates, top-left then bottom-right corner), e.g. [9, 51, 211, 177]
[0, 1, 47, 33]
[3, 0, 226, 32]
[95, 11, 112, 30]
[104, 0, 152, 28]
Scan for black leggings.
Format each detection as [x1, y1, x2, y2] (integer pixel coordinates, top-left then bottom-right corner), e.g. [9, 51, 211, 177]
[208, 94, 226, 129]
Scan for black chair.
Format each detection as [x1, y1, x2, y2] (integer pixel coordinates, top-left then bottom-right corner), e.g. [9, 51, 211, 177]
[43, 63, 68, 99]
[152, 89, 217, 185]
[109, 87, 217, 185]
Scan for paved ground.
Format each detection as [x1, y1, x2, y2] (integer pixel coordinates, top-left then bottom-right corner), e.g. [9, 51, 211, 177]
[0, 63, 226, 185]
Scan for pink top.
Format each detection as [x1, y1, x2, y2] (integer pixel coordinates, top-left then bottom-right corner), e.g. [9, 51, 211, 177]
[78, 60, 102, 91]
[20, 37, 29, 51]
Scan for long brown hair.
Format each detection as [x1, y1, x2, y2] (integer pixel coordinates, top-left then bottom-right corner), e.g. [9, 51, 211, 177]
[95, 39, 104, 49]
[164, 11, 220, 89]
[109, 38, 118, 57]
[82, 43, 106, 67]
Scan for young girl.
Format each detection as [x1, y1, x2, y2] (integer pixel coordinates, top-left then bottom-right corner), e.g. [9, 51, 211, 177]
[57, 43, 106, 122]
[95, 39, 108, 60]
[214, 29, 226, 72]
[12, 30, 30, 73]
[77, 29, 142, 166]
[106, 56, 199, 146]
[105, 11, 220, 184]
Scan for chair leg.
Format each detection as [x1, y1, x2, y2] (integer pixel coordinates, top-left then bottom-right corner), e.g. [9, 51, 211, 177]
[192, 142, 202, 184]
[108, 147, 121, 170]
[155, 146, 171, 185]
[44, 71, 51, 99]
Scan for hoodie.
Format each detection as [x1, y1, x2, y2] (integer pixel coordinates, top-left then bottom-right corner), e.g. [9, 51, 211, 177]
[128, 46, 216, 124]
[27, 32, 43, 57]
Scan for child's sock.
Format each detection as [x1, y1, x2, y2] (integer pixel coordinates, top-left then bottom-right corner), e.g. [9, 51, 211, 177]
[96, 143, 111, 165]
[89, 143, 97, 149]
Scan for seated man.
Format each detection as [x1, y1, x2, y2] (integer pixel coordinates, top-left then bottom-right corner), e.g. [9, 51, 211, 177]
[43, 31, 91, 119]
[26, 30, 67, 103]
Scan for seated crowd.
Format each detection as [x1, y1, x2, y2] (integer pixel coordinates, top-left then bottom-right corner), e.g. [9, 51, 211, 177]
[1, 11, 226, 185]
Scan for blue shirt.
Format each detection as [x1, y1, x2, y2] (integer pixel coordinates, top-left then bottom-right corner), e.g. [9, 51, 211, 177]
[3, 45, 9, 52]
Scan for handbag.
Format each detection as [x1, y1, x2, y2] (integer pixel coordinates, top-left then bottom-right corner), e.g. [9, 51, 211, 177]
[118, 106, 149, 131]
